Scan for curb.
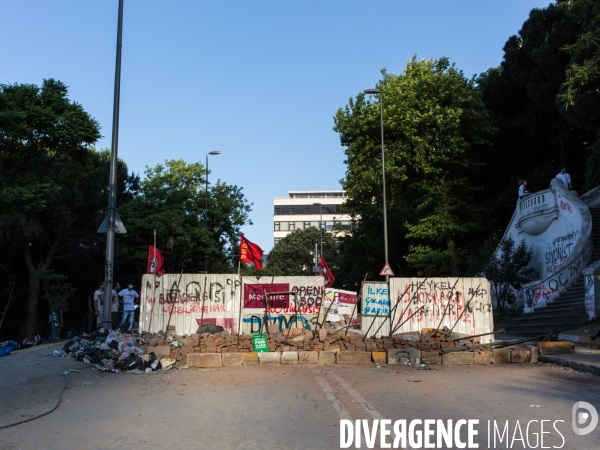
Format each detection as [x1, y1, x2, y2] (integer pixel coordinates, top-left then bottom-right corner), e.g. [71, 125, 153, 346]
[558, 333, 600, 347]
[538, 355, 600, 376]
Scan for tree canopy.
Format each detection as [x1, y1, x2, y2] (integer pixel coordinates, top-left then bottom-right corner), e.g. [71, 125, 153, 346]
[335, 57, 494, 279]
[116, 159, 252, 280]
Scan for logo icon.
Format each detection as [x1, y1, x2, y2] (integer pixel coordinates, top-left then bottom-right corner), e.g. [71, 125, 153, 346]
[572, 401, 598, 436]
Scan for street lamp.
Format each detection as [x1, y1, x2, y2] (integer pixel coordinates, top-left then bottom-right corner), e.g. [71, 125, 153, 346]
[364, 88, 389, 283]
[205, 151, 221, 213]
[204, 151, 221, 273]
[312, 202, 323, 258]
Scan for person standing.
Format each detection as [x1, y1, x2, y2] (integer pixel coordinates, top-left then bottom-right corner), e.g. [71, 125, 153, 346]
[93, 282, 105, 330]
[111, 282, 121, 330]
[556, 167, 572, 190]
[118, 282, 139, 332]
[518, 180, 528, 198]
[87, 290, 96, 333]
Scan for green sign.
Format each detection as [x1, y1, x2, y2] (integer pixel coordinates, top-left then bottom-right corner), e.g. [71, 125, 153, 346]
[252, 333, 269, 352]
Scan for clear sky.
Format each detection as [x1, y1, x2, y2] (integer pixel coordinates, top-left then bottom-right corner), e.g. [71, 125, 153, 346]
[2, 0, 552, 253]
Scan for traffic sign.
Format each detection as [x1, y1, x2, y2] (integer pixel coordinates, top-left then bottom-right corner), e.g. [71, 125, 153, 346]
[380, 263, 394, 276]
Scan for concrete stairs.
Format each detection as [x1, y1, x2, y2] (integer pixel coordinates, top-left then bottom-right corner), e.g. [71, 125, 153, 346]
[503, 206, 600, 337]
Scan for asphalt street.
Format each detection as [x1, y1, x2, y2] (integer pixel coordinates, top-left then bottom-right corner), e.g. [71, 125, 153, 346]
[1, 344, 599, 449]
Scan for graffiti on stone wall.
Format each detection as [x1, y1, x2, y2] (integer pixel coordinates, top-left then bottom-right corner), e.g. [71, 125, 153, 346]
[585, 275, 595, 315]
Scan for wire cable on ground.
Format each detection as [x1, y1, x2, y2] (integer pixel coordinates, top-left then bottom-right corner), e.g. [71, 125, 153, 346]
[0, 371, 70, 430]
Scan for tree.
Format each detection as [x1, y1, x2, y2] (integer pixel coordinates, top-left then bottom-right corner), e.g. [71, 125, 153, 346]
[481, 236, 536, 311]
[335, 57, 494, 277]
[0, 80, 106, 339]
[558, 0, 600, 132]
[266, 227, 339, 277]
[116, 159, 252, 280]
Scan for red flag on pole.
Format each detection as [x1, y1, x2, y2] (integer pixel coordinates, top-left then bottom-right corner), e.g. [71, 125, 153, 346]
[147, 245, 165, 275]
[319, 255, 335, 288]
[239, 235, 264, 271]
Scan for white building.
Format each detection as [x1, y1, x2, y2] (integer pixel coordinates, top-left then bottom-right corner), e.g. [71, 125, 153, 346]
[273, 190, 352, 246]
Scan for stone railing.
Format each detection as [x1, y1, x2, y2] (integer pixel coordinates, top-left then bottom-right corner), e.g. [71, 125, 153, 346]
[520, 180, 593, 311]
[581, 185, 600, 208]
[583, 260, 600, 320]
[516, 187, 559, 236]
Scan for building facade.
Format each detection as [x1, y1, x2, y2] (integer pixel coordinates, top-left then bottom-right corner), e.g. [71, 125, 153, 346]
[273, 190, 352, 246]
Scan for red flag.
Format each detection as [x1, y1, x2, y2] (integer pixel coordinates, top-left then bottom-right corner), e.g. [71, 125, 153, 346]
[147, 245, 165, 275]
[239, 235, 264, 271]
[319, 255, 335, 288]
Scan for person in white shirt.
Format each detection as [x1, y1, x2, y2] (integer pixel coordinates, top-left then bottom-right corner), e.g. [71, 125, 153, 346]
[111, 282, 121, 329]
[518, 180, 529, 198]
[118, 282, 139, 331]
[556, 167, 572, 190]
[93, 282, 104, 329]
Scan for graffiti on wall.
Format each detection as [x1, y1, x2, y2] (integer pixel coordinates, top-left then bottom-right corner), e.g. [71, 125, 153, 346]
[361, 278, 493, 342]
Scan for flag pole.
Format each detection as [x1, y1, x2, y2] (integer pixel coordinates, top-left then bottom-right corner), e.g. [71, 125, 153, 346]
[146, 231, 157, 334]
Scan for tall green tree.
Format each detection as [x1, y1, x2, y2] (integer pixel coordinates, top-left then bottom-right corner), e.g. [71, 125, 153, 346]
[116, 159, 252, 280]
[335, 57, 494, 278]
[0, 80, 105, 338]
[266, 227, 339, 277]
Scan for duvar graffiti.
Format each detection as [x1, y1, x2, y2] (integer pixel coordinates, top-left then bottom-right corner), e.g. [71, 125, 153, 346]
[362, 278, 494, 343]
[140, 275, 326, 335]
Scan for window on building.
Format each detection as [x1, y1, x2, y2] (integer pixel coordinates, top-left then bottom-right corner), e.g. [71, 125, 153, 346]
[304, 221, 312, 229]
[274, 206, 280, 215]
[281, 222, 289, 231]
[295, 221, 304, 230]
[274, 238, 281, 245]
[280, 205, 290, 215]
[310, 204, 320, 214]
[274, 222, 280, 231]
[289, 222, 295, 231]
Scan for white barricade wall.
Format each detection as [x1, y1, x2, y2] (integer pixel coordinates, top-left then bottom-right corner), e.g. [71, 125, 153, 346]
[140, 274, 328, 335]
[361, 278, 494, 343]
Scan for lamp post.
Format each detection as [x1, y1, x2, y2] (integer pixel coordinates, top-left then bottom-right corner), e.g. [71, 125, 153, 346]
[204, 151, 221, 273]
[312, 202, 323, 259]
[364, 88, 389, 283]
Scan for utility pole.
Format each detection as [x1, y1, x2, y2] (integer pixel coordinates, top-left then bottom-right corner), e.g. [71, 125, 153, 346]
[101, 0, 125, 330]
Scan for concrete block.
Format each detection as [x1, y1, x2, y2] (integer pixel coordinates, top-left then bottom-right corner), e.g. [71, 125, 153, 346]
[526, 345, 539, 363]
[473, 351, 492, 365]
[539, 341, 573, 355]
[298, 351, 318, 364]
[187, 353, 221, 367]
[588, 365, 599, 376]
[153, 345, 171, 358]
[318, 351, 336, 364]
[243, 352, 259, 365]
[221, 353, 243, 366]
[336, 352, 372, 364]
[281, 351, 298, 364]
[570, 360, 580, 370]
[511, 349, 531, 363]
[442, 352, 474, 365]
[371, 352, 387, 365]
[492, 348, 511, 364]
[258, 352, 281, 364]
[387, 348, 421, 365]
[421, 351, 441, 365]
[578, 363, 588, 372]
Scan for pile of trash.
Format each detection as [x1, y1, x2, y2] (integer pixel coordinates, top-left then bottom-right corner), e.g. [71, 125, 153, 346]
[61, 329, 175, 373]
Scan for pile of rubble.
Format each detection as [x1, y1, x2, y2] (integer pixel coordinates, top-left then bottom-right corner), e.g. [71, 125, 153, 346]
[140, 325, 489, 364]
[61, 329, 174, 373]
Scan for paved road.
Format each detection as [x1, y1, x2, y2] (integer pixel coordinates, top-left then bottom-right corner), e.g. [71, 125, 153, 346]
[1, 345, 599, 449]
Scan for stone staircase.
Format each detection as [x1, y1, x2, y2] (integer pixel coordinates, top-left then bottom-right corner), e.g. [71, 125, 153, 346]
[503, 206, 600, 337]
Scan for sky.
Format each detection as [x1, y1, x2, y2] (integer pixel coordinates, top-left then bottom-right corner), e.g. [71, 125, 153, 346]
[2, 0, 552, 253]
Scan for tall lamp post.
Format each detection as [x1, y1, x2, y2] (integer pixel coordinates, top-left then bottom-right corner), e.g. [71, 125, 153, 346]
[204, 151, 221, 273]
[312, 202, 323, 258]
[364, 88, 389, 283]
